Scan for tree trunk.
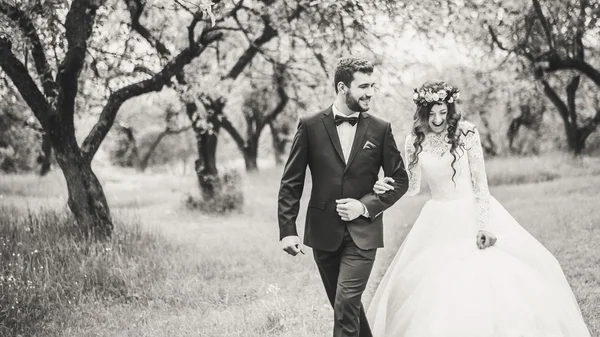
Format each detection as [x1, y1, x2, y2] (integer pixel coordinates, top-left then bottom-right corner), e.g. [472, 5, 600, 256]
[194, 130, 220, 200]
[269, 121, 288, 165]
[478, 110, 498, 156]
[538, 77, 591, 156]
[53, 138, 113, 239]
[38, 132, 52, 176]
[139, 131, 167, 172]
[572, 138, 585, 155]
[565, 126, 592, 155]
[243, 137, 259, 172]
[187, 101, 223, 200]
[115, 123, 140, 167]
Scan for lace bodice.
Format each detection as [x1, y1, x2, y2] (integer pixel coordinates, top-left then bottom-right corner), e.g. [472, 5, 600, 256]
[404, 121, 491, 230]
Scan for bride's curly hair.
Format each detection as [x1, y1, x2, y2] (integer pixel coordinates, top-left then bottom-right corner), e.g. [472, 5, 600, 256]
[409, 81, 468, 184]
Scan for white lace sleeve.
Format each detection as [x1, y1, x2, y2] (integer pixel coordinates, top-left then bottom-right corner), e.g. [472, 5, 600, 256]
[404, 134, 421, 196]
[463, 125, 491, 231]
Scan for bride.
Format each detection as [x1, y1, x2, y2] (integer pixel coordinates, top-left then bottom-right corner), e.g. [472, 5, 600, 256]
[366, 81, 591, 336]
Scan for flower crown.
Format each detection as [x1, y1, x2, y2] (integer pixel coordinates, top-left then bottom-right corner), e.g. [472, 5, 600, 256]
[412, 82, 460, 106]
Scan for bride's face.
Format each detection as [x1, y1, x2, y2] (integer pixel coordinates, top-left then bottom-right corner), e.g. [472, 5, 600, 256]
[428, 104, 447, 134]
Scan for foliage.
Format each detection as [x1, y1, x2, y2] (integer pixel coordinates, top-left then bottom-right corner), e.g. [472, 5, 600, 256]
[0, 85, 44, 173]
[483, 0, 600, 153]
[186, 167, 244, 213]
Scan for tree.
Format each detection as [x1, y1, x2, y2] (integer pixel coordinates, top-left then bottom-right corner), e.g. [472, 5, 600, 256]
[506, 88, 547, 154]
[0, 0, 223, 238]
[221, 63, 289, 171]
[110, 121, 140, 167]
[191, 0, 403, 179]
[109, 104, 191, 171]
[137, 125, 192, 172]
[130, 0, 403, 200]
[179, 0, 305, 197]
[487, 0, 600, 154]
[269, 102, 298, 165]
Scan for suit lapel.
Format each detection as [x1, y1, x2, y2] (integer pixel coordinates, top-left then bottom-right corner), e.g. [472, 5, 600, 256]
[322, 107, 345, 164]
[344, 112, 371, 172]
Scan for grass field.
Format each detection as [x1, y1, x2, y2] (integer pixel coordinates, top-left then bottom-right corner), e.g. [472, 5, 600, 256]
[1, 154, 599, 336]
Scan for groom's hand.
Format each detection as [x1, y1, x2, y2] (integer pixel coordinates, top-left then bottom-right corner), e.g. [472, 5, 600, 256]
[281, 235, 305, 256]
[476, 230, 497, 249]
[336, 198, 366, 221]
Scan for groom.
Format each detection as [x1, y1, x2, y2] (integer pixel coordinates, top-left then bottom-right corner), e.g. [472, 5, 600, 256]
[277, 57, 409, 337]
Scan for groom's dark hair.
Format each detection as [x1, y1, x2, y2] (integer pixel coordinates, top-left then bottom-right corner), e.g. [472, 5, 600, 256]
[333, 57, 374, 94]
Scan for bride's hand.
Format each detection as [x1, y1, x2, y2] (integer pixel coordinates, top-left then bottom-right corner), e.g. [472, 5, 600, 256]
[373, 177, 395, 195]
[476, 230, 497, 249]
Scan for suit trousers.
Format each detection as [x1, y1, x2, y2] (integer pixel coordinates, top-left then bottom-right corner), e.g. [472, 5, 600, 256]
[313, 227, 377, 337]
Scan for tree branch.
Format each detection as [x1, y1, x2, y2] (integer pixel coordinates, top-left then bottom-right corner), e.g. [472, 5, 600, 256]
[220, 114, 246, 149]
[225, 18, 278, 79]
[574, 0, 588, 60]
[0, 3, 57, 98]
[566, 75, 580, 126]
[225, 4, 304, 80]
[487, 25, 512, 52]
[264, 74, 289, 125]
[0, 36, 52, 129]
[139, 124, 191, 170]
[539, 78, 570, 126]
[531, 0, 555, 50]
[293, 32, 328, 77]
[80, 31, 224, 163]
[543, 57, 600, 88]
[188, 9, 205, 47]
[125, 0, 172, 57]
[56, 0, 101, 123]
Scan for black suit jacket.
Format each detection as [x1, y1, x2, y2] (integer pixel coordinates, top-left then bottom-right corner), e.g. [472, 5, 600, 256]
[277, 106, 409, 251]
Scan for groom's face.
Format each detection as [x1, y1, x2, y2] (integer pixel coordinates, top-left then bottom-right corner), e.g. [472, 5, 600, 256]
[343, 72, 376, 113]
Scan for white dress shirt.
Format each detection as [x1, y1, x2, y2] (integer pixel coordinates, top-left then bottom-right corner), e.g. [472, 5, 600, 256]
[332, 104, 360, 163]
[332, 104, 370, 218]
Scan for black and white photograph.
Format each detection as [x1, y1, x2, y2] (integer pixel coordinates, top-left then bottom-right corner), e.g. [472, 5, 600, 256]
[0, 0, 598, 336]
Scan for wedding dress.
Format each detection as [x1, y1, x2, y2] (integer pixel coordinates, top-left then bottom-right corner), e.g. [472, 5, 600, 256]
[366, 121, 591, 337]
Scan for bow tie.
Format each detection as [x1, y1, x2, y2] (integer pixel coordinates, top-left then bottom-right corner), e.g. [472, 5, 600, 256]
[334, 115, 359, 126]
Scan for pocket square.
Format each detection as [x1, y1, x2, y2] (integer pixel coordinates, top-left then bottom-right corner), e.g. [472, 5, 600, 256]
[363, 140, 377, 149]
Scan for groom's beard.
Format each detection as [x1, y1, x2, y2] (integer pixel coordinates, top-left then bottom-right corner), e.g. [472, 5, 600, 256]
[345, 92, 370, 113]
